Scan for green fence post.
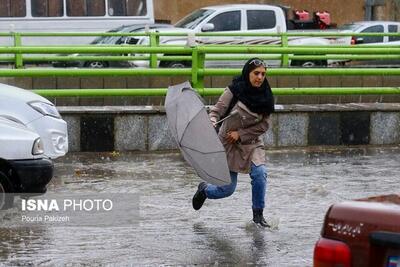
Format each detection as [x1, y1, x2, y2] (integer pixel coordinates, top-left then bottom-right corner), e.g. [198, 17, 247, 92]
[149, 32, 159, 68]
[281, 32, 289, 67]
[13, 33, 23, 69]
[191, 47, 205, 94]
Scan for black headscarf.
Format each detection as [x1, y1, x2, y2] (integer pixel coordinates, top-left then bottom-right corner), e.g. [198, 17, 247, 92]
[228, 58, 275, 115]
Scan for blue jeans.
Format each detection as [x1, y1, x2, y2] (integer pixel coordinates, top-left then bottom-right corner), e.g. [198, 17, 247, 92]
[204, 163, 267, 209]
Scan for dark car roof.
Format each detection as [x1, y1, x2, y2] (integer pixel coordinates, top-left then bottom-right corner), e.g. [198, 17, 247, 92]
[91, 23, 172, 44]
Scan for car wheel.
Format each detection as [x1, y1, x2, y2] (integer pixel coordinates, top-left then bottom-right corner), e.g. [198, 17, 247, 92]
[160, 61, 190, 68]
[0, 171, 14, 210]
[291, 58, 327, 68]
[84, 61, 109, 68]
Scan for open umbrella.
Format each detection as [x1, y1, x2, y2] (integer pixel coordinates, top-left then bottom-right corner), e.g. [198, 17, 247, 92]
[165, 81, 231, 186]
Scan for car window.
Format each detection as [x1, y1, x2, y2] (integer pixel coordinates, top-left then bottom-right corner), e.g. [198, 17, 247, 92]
[175, 9, 215, 29]
[361, 25, 384, 43]
[338, 23, 363, 31]
[91, 28, 120, 44]
[247, 10, 276, 30]
[389, 25, 400, 42]
[208, 11, 241, 31]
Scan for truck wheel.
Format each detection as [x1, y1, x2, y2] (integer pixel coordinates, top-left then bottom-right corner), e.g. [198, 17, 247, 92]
[291, 59, 327, 68]
[84, 61, 109, 68]
[160, 61, 190, 68]
[0, 171, 14, 210]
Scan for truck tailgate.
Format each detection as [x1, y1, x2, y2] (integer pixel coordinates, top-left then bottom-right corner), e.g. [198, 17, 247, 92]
[322, 194, 400, 267]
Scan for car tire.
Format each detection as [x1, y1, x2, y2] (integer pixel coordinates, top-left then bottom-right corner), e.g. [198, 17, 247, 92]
[0, 171, 14, 210]
[291, 58, 327, 68]
[160, 60, 190, 68]
[84, 61, 109, 68]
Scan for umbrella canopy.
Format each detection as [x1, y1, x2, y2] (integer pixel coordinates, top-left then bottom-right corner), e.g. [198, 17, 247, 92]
[165, 82, 231, 186]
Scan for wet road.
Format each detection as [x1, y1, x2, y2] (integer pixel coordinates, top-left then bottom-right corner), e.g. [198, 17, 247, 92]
[1, 146, 399, 266]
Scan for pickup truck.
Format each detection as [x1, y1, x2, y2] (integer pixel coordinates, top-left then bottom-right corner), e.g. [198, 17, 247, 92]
[313, 194, 400, 267]
[0, 117, 53, 209]
[132, 4, 350, 68]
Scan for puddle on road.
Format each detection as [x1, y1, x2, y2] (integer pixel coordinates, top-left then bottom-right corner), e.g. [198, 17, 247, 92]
[0, 146, 399, 266]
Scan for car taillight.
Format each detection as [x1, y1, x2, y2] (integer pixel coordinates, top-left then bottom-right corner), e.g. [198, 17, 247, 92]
[313, 237, 351, 267]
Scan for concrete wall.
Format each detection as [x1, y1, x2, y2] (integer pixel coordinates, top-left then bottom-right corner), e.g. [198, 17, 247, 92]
[59, 103, 400, 152]
[374, 0, 400, 21]
[153, 0, 400, 26]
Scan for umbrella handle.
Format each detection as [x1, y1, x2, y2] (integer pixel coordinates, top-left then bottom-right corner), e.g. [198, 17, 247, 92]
[214, 110, 239, 125]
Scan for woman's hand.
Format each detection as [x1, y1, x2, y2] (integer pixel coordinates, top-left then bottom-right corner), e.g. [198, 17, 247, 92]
[210, 117, 217, 128]
[226, 131, 240, 143]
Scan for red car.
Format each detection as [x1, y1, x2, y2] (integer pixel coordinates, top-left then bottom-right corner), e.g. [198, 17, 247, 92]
[314, 194, 400, 267]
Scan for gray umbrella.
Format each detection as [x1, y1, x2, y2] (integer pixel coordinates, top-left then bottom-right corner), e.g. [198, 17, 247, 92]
[165, 81, 231, 186]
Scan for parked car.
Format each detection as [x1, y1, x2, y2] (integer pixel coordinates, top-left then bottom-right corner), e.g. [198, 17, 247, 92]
[340, 21, 400, 45]
[0, 83, 68, 159]
[131, 4, 351, 68]
[52, 23, 172, 68]
[339, 21, 400, 66]
[0, 117, 53, 209]
[313, 194, 400, 267]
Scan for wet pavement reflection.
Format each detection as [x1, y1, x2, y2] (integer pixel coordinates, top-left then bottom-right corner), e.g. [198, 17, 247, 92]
[1, 146, 399, 266]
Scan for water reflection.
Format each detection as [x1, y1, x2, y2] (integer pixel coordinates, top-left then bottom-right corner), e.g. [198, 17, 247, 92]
[193, 222, 245, 265]
[0, 226, 48, 265]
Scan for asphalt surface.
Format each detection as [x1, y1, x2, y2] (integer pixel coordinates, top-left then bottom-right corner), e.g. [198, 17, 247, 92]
[0, 146, 399, 266]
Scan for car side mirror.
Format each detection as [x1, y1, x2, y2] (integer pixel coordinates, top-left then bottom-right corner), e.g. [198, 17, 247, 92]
[201, 23, 215, 32]
[355, 37, 364, 44]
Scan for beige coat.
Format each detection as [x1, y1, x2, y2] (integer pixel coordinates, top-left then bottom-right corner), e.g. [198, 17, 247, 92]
[209, 88, 270, 173]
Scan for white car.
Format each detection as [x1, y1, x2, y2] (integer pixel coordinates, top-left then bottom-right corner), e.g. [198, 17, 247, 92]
[0, 83, 68, 159]
[339, 21, 400, 45]
[0, 117, 53, 209]
[339, 21, 400, 66]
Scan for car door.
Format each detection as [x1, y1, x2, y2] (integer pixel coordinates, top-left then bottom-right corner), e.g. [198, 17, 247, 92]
[199, 10, 242, 43]
[359, 25, 384, 45]
[244, 9, 281, 67]
[387, 24, 400, 65]
[388, 24, 400, 44]
[197, 10, 242, 67]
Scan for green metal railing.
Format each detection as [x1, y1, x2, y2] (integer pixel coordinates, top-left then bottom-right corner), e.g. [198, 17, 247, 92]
[32, 87, 400, 97]
[1, 30, 400, 68]
[0, 31, 399, 97]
